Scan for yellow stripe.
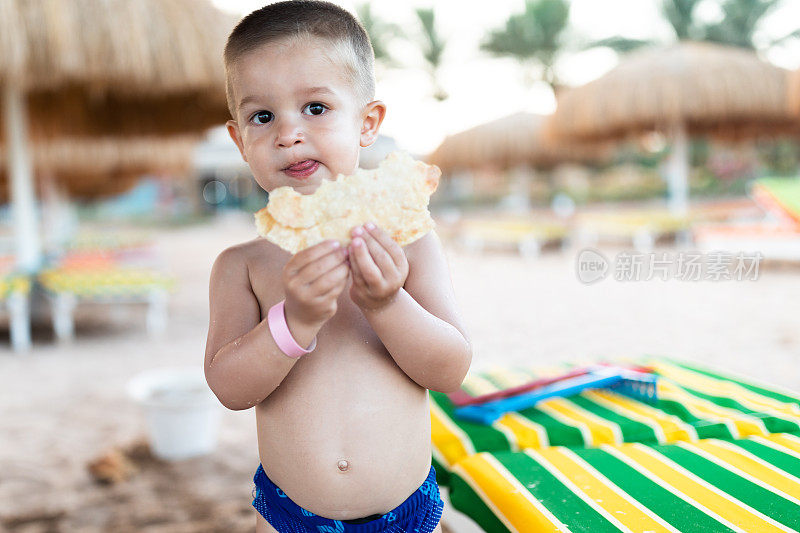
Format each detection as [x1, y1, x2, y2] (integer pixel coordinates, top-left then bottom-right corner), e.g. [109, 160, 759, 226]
[530, 447, 678, 532]
[659, 380, 768, 437]
[765, 433, 800, 456]
[611, 443, 792, 532]
[586, 390, 697, 443]
[495, 412, 547, 450]
[684, 440, 800, 504]
[487, 366, 532, 387]
[650, 361, 800, 421]
[429, 399, 474, 467]
[752, 434, 800, 463]
[452, 453, 568, 532]
[462, 373, 501, 396]
[538, 398, 621, 446]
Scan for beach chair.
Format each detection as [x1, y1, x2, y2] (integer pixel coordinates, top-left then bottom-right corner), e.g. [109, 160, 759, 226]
[457, 217, 569, 258]
[37, 230, 175, 341]
[38, 263, 174, 342]
[447, 433, 800, 531]
[575, 210, 691, 252]
[693, 178, 800, 261]
[0, 270, 32, 352]
[430, 357, 800, 531]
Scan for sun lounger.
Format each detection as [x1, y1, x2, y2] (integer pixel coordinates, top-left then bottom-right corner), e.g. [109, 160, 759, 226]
[431, 357, 800, 529]
[38, 266, 174, 341]
[751, 178, 800, 227]
[692, 178, 800, 261]
[0, 270, 32, 352]
[447, 433, 800, 532]
[575, 211, 691, 251]
[457, 218, 568, 257]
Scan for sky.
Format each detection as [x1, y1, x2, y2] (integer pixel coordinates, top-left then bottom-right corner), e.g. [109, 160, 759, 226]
[210, 0, 800, 155]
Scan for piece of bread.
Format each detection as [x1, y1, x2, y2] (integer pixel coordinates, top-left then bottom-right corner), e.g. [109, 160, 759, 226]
[255, 152, 440, 254]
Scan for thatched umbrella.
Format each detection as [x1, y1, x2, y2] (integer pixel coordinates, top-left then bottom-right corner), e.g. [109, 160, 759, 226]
[789, 68, 800, 118]
[1, 0, 235, 271]
[545, 42, 797, 214]
[428, 112, 608, 173]
[0, 135, 199, 201]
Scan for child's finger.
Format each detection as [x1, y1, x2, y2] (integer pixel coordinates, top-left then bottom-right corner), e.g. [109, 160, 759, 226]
[358, 228, 396, 277]
[348, 242, 367, 288]
[308, 260, 349, 295]
[295, 246, 348, 286]
[363, 222, 405, 269]
[286, 240, 341, 276]
[350, 237, 382, 285]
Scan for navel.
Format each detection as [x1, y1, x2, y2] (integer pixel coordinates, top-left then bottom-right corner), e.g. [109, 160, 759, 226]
[337, 459, 350, 472]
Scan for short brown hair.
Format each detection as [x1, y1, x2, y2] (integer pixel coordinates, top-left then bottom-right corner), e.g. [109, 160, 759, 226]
[224, 1, 376, 119]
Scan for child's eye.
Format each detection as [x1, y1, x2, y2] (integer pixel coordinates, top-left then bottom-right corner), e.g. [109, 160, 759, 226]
[251, 111, 274, 125]
[303, 103, 328, 116]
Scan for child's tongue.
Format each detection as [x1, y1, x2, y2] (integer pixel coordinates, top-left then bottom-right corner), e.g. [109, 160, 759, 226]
[287, 160, 315, 170]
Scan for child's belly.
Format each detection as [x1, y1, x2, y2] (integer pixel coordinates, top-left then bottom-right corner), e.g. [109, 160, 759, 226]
[254, 313, 433, 520]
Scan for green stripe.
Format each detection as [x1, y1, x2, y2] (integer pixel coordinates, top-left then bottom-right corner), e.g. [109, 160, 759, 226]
[735, 437, 800, 476]
[568, 395, 659, 444]
[493, 451, 617, 532]
[516, 406, 586, 448]
[655, 444, 800, 529]
[660, 357, 800, 406]
[430, 391, 513, 454]
[654, 396, 736, 440]
[674, 384, 800, 435]
[732, 438, 800, 478]
[431, 455, 450, 487]
[447, 470, 511, 533]
[576, 447, 735, 532]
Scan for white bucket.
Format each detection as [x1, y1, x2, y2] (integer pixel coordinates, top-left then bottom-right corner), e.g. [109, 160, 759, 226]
[127, 367, 221, 461]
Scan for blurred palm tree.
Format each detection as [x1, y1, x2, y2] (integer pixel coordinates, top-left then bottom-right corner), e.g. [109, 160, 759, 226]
[664, 0, 705, 40]
[355, 3, 401, 67]
[415, 7, 448, 101]
[480, 0, 570, 94]
[590, 0, 796, 53]
[703, 0, 782, 49]
[588, 0, 703, 51]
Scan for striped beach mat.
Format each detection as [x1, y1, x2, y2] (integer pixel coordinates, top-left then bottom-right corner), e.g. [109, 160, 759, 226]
[431, 358, 800, 485]
[448, 433, 800, 532]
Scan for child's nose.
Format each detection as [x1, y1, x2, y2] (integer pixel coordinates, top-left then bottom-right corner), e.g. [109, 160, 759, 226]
[274, 121, 304, 148]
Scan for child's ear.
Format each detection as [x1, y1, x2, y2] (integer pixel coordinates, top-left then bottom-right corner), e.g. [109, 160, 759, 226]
[359, 100, 387, 148]
[226, 120, 248, 163]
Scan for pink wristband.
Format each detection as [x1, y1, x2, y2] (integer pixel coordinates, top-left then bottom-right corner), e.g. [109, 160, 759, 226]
[268, 300, 317, 358]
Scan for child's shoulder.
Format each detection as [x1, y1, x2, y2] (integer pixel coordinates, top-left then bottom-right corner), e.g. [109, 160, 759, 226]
[403, 228, 443, 264]
[214, 237, 263, 265]
[210, 238, 277, 285]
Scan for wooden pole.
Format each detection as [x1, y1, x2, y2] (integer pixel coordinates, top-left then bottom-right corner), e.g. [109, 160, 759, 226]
[3, 83, 41, 272]
[665, 122, 689, 216]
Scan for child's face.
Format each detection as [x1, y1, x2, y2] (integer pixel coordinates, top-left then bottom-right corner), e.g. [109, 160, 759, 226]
[226, 37, 385, 195]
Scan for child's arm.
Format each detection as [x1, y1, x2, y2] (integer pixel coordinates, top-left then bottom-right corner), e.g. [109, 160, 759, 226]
[205, 240, 349, 410]
[347, 224, 472, 393]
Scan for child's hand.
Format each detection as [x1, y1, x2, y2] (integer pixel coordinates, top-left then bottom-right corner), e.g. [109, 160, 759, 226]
[282, 239, 350, 328]
[348, 222, 409, 311]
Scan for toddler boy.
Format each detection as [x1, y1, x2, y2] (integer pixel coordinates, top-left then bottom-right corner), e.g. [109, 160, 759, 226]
[205, 2, 472, 531]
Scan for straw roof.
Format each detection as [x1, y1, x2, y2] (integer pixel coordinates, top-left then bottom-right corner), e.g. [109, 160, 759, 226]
[0, 0, 236, 138]
[789, 68, 800, 117]
[428, 113, 610, 173]
[546, 42, 798, 142]
[0, 0, 233, 94]
[0, 136, 198, 200]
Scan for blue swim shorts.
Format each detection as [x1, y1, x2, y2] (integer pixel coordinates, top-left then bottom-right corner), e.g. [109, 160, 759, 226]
[252, 464, 444, 533]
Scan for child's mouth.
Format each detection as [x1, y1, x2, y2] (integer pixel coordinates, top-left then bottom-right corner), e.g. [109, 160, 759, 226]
[283, 160, 319, 179]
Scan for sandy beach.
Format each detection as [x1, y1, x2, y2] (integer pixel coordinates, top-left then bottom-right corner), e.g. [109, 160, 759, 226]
[2, 209, 800, 532]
